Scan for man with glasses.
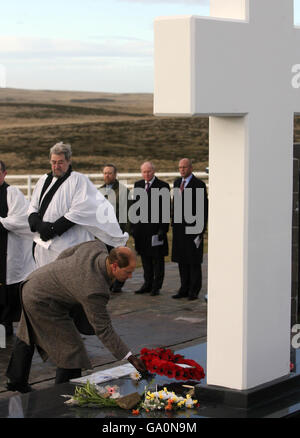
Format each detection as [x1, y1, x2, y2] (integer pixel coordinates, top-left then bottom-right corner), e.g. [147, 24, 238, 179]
[28, 142, 128, 268]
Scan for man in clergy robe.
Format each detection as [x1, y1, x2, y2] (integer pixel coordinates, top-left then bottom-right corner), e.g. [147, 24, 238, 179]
[172, 158, 208, 301]
[28, 142, 128, 268]
[0, 161, 35, 337]
[132, 161, 170, 296]
[6, 241, 147, 393]
[99, 164, 132, 293]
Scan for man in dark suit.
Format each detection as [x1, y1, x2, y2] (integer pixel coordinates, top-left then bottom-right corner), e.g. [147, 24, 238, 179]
[100, 164, 131, 293]
[172, 158, 208, 301]
[132, 162, 170, 296]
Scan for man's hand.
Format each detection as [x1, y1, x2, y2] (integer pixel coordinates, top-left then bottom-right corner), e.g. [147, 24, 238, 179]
[127, 354, 148, 376]
[40, 222, 56, 242]
[28, 212, 43, 233]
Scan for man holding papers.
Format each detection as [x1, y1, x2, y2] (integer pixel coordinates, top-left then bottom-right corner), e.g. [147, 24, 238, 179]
[132, 162, 170, 296]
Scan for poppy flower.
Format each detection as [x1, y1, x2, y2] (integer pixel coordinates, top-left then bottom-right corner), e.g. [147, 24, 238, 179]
[138, 347, 205, 382]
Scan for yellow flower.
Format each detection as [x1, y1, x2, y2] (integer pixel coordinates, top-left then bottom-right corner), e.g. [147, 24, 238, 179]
[193, 400, 198, 404]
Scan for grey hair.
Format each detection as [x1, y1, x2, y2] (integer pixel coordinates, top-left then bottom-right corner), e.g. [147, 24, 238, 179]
[141, 161, 155, 171]
[49, 142, 72, 161]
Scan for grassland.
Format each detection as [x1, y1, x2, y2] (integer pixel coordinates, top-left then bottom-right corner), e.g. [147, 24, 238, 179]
[0, 88, 209, 174]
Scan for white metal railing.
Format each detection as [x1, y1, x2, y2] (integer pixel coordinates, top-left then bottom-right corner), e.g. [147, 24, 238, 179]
[5, 172, 209, 200]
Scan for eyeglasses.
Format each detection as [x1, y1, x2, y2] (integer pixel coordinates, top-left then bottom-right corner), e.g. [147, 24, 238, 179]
[50, 160, 67, 166]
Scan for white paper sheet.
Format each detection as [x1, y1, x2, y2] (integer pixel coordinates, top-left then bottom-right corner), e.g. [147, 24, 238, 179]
[33, 233, 52, 249]
[70, 363, 137, 385]
[152, 234, 164, 247]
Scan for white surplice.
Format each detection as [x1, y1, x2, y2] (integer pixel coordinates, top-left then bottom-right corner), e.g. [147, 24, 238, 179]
[28, 171, 129, 267]
[0, 186, 36, 284]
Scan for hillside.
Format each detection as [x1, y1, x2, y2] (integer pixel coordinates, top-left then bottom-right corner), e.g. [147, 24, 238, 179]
[2, 88, 300, 175]
[0, 88, 209, 174]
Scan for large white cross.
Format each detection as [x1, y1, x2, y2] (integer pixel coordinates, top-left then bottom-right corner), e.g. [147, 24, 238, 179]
[154, 0, 300, 390]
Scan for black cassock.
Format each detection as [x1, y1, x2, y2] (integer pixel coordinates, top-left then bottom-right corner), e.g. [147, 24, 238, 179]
[0, 182, 21, 324]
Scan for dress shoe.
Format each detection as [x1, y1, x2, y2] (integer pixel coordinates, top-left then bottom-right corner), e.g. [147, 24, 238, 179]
[135, 287, 152, 294]
[6, 381, 34, 393]
[150, 289, 160, 296]
[172, 293, 187, 299]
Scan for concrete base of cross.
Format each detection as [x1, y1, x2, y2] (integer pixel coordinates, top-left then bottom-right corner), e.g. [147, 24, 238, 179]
[195, 367, 300, 410]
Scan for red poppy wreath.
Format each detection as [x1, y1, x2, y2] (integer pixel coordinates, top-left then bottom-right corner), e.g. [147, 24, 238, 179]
[140, 347, 205, 381]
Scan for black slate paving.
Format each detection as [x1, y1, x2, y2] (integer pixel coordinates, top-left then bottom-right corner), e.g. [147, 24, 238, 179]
[1, 343, 300, 419]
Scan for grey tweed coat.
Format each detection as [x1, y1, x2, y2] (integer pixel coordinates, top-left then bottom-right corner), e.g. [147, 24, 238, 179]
[16, 240, 130, 369]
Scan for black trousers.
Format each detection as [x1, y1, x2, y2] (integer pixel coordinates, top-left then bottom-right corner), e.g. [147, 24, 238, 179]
[141, 254, 165, 291]
[0, 283, 22, 324]
[6, 337, 81, 385]
[178, 263, 202, 298]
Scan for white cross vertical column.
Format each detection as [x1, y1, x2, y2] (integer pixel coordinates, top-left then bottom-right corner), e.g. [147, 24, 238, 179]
[207, 0, 292, 390]
[154, 0, 300, 390]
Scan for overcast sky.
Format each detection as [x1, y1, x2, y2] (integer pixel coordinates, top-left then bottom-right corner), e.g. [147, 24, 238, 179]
[1, 0, 300, 93]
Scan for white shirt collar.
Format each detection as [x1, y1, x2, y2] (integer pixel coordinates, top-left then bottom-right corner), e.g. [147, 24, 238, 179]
[145, 176, 156, 187]
[182, 173, 193, 186]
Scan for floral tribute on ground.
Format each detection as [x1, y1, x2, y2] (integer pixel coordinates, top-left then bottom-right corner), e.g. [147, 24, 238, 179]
[62, 347, 205, 415]
[140, 347, 205, 381]
[62, 381, 199, 415]
[138, 386, 199, 414]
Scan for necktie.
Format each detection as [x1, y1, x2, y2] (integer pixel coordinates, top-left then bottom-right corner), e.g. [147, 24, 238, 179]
[146, 182, 150, 192]
[180, 180, 185, 192]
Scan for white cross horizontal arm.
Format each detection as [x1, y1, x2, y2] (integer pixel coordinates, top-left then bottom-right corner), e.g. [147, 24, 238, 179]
[155, 0, 300, 116]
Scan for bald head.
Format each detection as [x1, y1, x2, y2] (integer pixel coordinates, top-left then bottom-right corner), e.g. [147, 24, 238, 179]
[179, 158, 193, 179]
[108, 246, 136, 267]
[141, 161, 155, 182]
[108, 246, 136, 282]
